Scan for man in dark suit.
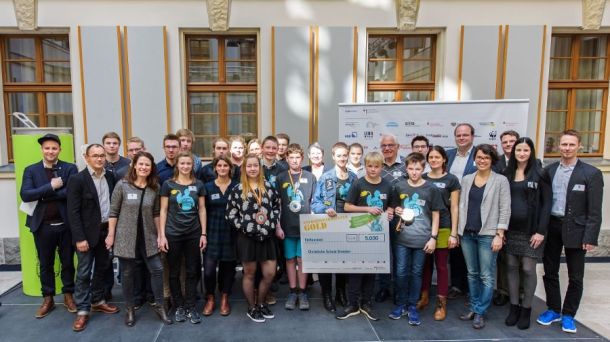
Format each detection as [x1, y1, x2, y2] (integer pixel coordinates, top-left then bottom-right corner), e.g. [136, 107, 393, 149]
[537, 129, 603, 334]
[20, 133, 78, 318]
[67, 143, 119, 332]
[493, 130, 519, 174]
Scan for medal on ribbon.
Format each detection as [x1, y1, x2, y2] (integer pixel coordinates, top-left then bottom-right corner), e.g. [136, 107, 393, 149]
[288, 171, 303, 213]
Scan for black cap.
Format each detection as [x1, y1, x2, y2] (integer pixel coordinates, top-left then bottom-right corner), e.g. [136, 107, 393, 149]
[37, 133, 61, 146]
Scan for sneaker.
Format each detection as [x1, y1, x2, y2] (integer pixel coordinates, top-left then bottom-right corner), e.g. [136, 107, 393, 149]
[388, 304, 407, 320]
[561, 315, 577, 333]
[285, 292, 298, 310]
[174, 307, 187, 323]
[187, 309, 201, 324]
[536, 309, 561, 326]
[472, 313, 485, 329]
[407, 305, 421, 326]
[258, 304, 274, 319]
[298, 293, 310, 310]
[266, 293, 277, 305]
[335, 305, 360, 320]
[246, 306, 265, 323]
[360, 302, 379, 321]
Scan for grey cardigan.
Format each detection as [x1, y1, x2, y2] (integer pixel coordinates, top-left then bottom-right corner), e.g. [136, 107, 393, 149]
[458, 171, 511, 236]
[109, 180, 161, 259]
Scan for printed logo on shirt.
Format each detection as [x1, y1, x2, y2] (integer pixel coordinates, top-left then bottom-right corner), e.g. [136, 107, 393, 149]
[360, 190, 384, 209]
[400, 193, 423, 218]
[172, 188, 196, 211]
[434, 182, 446, 189]
[282, 182, 304, 204]
[338, 182, 351, 200]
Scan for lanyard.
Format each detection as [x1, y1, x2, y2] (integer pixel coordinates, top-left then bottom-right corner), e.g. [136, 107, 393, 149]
[288, 171, 302, 193]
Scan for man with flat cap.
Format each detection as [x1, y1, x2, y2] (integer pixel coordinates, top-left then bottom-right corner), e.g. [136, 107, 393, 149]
[20, 133, 78, 318]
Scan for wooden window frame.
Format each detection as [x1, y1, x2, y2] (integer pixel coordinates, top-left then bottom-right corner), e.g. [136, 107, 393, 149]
[367, 34, 436, 101]
[185, 34, 258, 159]
[546, 34, 609, 157]
[1, 35, 72, 162]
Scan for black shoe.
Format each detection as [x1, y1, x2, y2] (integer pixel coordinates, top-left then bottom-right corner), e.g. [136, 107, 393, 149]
[460, 311, 475, 321]
[323, 293, 336, 313]
[152, 304, 173, 325]
[335, 288, 347, 307]
[447, 287, 464, 300]
[473, 314, 485, 329]
[505, 304, 521, 326]
[374, 289, 390, 303]
[124, 307, 135, 327]
[335, 305, 360, 320]
[360, 302, 379, 321]
[247, 306, 265, 323]
[493, 292, 509, 306]
[258, 304, 274, 319]
[517, 307, 531, 330]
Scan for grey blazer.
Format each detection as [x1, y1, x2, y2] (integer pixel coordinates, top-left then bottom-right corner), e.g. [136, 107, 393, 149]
[109, 180, 161, 259]
[458, 171, 511, 236]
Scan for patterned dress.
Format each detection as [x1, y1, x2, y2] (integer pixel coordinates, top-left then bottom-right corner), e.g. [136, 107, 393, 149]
[204, 179, 238, 261]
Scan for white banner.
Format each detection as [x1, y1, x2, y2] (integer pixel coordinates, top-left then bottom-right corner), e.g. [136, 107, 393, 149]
[339, 99, 529, 157]
[300, 213, 391, 274]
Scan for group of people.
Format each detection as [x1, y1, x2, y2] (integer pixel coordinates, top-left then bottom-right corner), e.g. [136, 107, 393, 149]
[19, 123, 603, 335]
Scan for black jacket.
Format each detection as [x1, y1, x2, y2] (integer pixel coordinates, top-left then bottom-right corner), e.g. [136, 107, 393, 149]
[506, 166, 552, 237]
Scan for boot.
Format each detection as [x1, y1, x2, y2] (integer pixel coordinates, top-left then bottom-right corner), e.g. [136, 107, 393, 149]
[35, 296, 55, 318]
[335, 288, 348, 307]
[219, 293, 231, 316]
[124, 307, 135, 327]
[505, 304, 521, 326]
[63, 293, 77, 313]
[152, 304, 173, 325]
[323, 292, 336, 313]
[517, 307, 531, 330]
[203, 295, 215, 316]
[416, 290, 429, 310]
[433, 296, 447, 321]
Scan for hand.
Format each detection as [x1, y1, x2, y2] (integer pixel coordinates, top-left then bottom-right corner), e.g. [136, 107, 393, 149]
[423, 239, 436, 254]
[530, 233, 545, 249]
[76, 240, 89, 253]
[157, 236, 168, 252]
[491, 235, 503, 252]
[104, 235, 114, 250]
[448, 235, 459, 249]
[326, 208, 337, 217]
[583, 243, 596, 251]
[394, 207, 403, 216]
[275, 228, 285, 240]
[386, 209, 394, 221]
[50, 177, 63, 190]
[368, 207, 383, 216]
[199, 235, 207, 251]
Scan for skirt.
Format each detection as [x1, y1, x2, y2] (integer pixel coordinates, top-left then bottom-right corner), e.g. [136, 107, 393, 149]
[505, 230, 544, 259]
[236, 233, 278, 262]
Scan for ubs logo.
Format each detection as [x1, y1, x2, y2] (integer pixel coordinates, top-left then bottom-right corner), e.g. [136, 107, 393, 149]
[364, 131, 374, 139]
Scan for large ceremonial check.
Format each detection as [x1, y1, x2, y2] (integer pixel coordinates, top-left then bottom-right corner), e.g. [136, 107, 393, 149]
[300, 213, 391, 274]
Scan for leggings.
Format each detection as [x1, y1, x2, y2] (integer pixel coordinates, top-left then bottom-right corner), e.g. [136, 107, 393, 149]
[421, 248, 449, 297]
[506, 253, 537, 308]
[166, 237, 201, 309]
[203, 255, 236, 296]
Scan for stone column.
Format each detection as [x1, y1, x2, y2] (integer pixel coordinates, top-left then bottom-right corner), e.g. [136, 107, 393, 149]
[206, 0, 231, 32]
[396, 0, 420, 31]
[13, 0, 37, 31]
[582, 0, 606, 30]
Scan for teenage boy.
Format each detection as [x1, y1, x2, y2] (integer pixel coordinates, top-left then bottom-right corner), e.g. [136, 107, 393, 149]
[197, 137, 230, 183]
[336, 152, 393, 321]
[102, 132, 131, 174]
[276, 144, 317, 311]
[176, 128, 203, 173]
[158, 134, 181, 185]
[276, 133, 290, 169]
[388, 152, 442, 326]
[347, 143, 365, 178]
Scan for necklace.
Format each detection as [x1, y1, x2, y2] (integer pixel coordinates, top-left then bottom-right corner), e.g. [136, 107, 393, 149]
[288, 171, 303, 212]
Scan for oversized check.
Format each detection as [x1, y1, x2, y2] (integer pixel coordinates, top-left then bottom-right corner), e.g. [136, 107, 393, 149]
[300, 213, 390, 274]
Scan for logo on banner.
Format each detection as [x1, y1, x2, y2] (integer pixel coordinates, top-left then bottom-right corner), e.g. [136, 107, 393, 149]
[427, 122, 443, 127]
[405, 133, 418, 138]
[345, 121, 360, 127]
[450, 122, 457, 127]
[479, 122, 496, 127]
[489, 130, 497, 140]
[366, 121, 379, 129]
[364, 131, 374, 139]
[404, 121, 416, 127]
[345, 132, 358, 139]
[385, 122, 399, 128]
[502, 121, 520, 127]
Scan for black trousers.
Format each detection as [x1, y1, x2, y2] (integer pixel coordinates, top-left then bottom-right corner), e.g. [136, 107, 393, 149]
[166, 237, 201, 309]
[33, 223, 75, 296]
[347, 274, 375, 306]
[542, 217, 586, 316]
[319, 273, 346, 295]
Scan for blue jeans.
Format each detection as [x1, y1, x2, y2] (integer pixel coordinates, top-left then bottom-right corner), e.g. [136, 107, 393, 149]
[393, 244, 426, 307]
[74, 239, 111, 314]
[460, 231, 497, 315]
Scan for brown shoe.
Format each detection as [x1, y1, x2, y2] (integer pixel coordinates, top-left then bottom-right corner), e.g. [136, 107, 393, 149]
[265, 293, 277, 305]
[416, 290, 429, 310]
[219, 293, 231, 316]
[202, 295, 215, 316]
[434, 295, 447, 321]
[63, 293, 77, 313]
[35, 296, 55, 318]
[92, 302, 120, 314]
[72, 314, 89, 332]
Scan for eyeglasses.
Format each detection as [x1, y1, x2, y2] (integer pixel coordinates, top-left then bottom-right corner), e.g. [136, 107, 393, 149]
[89, 154, 106, 159]
[380, 144, 397, 149]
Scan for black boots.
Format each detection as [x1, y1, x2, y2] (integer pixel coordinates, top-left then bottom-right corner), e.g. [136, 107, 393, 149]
[517, 307, 531, 330]
[505, 304, 521, 326]
[335, 288, 347, 307]
[125, 307, 135, 327]
[152, 304, 173, 325]
[323, 292, 336, 312]
[505, 304, 531, 329]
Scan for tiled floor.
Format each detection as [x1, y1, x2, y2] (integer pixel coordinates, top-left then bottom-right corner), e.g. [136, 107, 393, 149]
[0, 263, 607, 341]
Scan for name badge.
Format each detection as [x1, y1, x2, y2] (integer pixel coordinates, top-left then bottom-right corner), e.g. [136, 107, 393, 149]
[393, 171, 402, 177]
[127, 193, 138, 200]
[573, 184, 586, 191]
[300, 178, 308, 184]
[472, 161, 477, 166]
[380, 194, 387, 200]
[211, 193, 220, 200]
[416, 199, 426, 206]
[188, 185, 197, 192]
[527, 181, 538, 189]
[434, 182, 446, 189]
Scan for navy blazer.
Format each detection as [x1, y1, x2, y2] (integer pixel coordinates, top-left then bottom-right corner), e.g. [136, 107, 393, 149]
[67, 168, 115, 246]
[545, 160, 604, 248]
[446, 147, 477, 177]
[20, 160, 78, 233]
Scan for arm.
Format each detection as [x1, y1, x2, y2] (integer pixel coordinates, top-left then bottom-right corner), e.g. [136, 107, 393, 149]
[583, 169, 604, 249]
[198, 195, 207, 250]
[20, 166, 56, 202]
[424, 211, 440, 253]
[66, 175, 89, 252]
[449, 189, 460, 248]
[106, 217, 117, 250]
[225, 189, 243, 231]
[54, 163, 78, 200]
[344, 202, 382, 215]
[159, 196, 169, 249]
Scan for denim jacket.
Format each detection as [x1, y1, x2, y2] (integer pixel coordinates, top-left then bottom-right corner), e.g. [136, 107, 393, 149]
[311, 167, 357, 213]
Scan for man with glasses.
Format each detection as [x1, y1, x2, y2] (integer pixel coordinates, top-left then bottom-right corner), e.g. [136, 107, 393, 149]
[114, 137, 146, 181]
[493, 130, 520, 174]
[411, 135, 431, 173]
[157, 134, 181, 186]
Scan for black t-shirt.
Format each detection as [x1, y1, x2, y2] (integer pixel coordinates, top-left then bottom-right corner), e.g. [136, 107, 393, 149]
[509, 180, 529, 232]
[263, 161, 288, 189]
[276, 170, 317, 237]
[423, 173, 461, 228]
[160, 179, 206, 240]
[345, 177, 392, 210]
[336, 177, 350, 213]
[465, 183, 486, 233]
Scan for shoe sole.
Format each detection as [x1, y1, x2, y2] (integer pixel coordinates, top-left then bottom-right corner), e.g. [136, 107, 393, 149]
[91, 308, 119, 314]
[408, 320, 421, 326]
[63, 303, 77, 313]
[562, 327, 577, 333]
[174, 318, 186, 323]
[246, 312, 265, 323]
[360, 310, 379, 321]
[189, 319, 201, 324]
[299, 305, 310, 311]
[285, 305, 296, 310]
[336, 311, 360, 320]
[536, 317, 561, 326]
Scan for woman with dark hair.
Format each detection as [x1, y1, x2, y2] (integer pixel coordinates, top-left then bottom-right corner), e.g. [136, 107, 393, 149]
[106, 152, 171, 326]
[417, 145, 461, 320]
[503, 137, 551, 329]
[202, 156, 238, 316]
[458, 144, 511, 329]
[160, 151, 207, 324]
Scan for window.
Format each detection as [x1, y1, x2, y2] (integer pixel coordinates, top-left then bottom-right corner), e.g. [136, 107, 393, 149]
[185, 35, 257, 158]
[367, 35, 436, 102]
[1, 36, 72, 161]
[545, 34, 609, 156]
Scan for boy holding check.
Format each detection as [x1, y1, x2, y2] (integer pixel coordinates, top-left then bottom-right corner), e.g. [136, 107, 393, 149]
[336, 151, 393, 321]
